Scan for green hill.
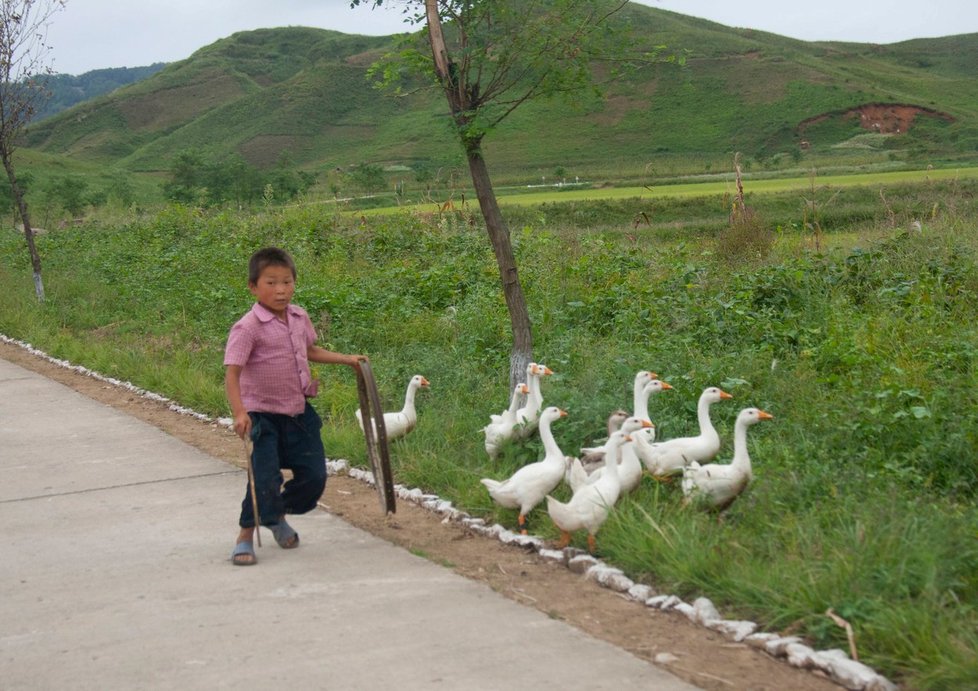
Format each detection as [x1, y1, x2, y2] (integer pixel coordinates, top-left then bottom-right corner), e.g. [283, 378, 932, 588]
[35, 64, 167, 122]
[21, 4, 978, 185]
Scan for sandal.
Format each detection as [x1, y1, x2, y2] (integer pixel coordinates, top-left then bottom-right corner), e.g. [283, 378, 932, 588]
[231, 541, 257, 566]
[270, 518, 299, 549]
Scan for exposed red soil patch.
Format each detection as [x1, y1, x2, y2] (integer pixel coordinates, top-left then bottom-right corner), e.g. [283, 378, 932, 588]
[799, 102, 955, 135]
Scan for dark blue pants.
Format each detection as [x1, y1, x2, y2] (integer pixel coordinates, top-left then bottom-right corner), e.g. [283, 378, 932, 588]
[239, 402, 327, 529]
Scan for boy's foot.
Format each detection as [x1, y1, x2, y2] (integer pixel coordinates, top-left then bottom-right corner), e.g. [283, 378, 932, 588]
[270, 518, 299, 549]
[231, 541, 257, 566]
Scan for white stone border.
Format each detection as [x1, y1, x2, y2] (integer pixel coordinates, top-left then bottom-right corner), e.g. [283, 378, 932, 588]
[1, 333, 897, 691]
[0, 334, 217, 424]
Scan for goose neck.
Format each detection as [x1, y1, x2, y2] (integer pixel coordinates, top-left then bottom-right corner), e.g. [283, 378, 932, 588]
[633, 379, 646, 416]
[731, 418, 752, 471]
[697, 395, 718, 437]
[539, 416, 562, 461]
[634, 393, 650, 421]
[528, 374, 543, 406]
[603, 441, 622, 475]
[632, 431, 653, 454]
[402, 383, 419, 413]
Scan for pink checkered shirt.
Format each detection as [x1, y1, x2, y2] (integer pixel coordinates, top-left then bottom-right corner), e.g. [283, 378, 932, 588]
[224, 302, 319, 415]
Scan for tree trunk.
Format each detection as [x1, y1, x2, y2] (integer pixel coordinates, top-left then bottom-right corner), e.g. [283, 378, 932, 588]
[425, 0, 533, 389]
[1, 149, 45, 301]
[465, 148, 533, 388]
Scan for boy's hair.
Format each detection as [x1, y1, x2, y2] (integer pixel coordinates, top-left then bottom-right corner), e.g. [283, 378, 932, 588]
[248, 247, 297, 284]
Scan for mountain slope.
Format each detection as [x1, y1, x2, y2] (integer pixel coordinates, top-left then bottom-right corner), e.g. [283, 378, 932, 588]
[22, 5, 978, 179]
[35, 64, 167, 122]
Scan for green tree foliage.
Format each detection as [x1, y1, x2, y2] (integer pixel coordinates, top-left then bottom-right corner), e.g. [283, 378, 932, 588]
[346, 163, 386, 194]
[38, 175, 113, 217]
[267, 153, 317, 203]
[361, 1, 646, 148]
[162, 151, 204, 204]
[107, 174, 134, 207]
[353, 0, 648, 386]
[44, 175, 89, 216]
[162, 151, 316, 207]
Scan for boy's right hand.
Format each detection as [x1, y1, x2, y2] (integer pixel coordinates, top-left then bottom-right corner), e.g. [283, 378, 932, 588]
[233, 411, 252, 439]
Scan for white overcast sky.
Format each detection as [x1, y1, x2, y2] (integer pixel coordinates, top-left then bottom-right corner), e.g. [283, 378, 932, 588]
[44, 0, 978, 75]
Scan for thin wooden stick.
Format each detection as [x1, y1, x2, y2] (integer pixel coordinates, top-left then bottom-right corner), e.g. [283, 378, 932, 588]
[244, 438, 262, 548]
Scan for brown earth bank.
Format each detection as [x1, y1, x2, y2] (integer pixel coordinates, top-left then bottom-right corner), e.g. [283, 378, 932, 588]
[1, 339, 851, 691]
[798, 102, 955, 135]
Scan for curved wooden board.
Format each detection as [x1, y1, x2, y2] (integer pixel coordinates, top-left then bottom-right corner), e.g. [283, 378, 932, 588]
[354, 360, 396, 514]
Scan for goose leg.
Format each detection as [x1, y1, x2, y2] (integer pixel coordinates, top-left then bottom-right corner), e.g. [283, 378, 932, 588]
[518, 513, 529, 535]
[555, 531, 571, 549]
[587, 534, 597, 555]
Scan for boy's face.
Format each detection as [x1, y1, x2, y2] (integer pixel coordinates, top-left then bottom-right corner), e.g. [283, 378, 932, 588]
[249, 264, 295, 317]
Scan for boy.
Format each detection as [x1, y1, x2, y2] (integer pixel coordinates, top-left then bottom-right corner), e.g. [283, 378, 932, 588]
[225, 247, 364, 566]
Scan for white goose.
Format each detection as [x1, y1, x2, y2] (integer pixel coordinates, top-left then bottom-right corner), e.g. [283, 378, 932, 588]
[578, 409, 629, 470]
[480, 406, 569, 534]
[569, 416, 653, 494]
[631, 424, 659, 472]
[546, 429, 631, 555]
[580, 378, 672, 470]
[483, 383, 530, 459]
[515, 362, 554, 438]
[682, 407, 773, 510]
[638, 386, 733, 479]
[577, 370, 654, 462]
[355, 374, 430, 441]
[629, 369, 658, 410]
[633, 378, 673, 422]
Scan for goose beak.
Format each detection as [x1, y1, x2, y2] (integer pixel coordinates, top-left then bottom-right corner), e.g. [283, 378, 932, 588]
[558, 409, 568, 417]
[758, 410, 774, 420]
[648, 371, 658, 379]
[623, 434, 633, 442]
[660, 382, 673, 390]
[641, 419, 654, 428]
[542, 366, 554, 375]
[420, 377, 431, 387]
[719, 390, 733, 400]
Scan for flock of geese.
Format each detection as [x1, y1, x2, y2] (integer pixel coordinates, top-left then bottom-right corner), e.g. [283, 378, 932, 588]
[479, 365, 773, 554]
[359, 365, 772, 555]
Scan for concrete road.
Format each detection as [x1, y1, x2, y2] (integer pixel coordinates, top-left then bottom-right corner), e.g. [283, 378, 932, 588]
[0, 357, 698, 690]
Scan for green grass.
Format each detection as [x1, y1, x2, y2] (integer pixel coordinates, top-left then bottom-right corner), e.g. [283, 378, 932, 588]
[347, 164, 978, 215]
[2, 178, 978, 688]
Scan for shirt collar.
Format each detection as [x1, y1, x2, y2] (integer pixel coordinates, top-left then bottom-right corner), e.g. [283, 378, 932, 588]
[251, 302, 299, 323]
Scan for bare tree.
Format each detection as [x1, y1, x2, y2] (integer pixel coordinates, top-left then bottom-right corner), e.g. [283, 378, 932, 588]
[0, 0, 66, 302]
[353, 0, 636, 388]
